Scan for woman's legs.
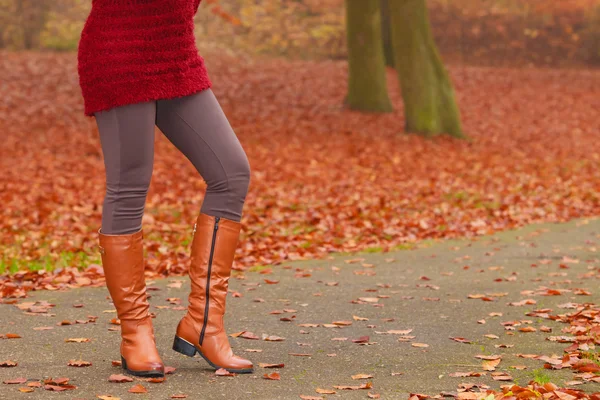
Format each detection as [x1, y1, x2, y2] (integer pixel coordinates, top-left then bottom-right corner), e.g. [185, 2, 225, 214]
[94, 87, 253, 374]
[96, 89, 250, 229]
[156, 89, 254, 373]
[155, 89, 251, 221]
[94, 101, 164, 377]
[95, 101, 156, 234]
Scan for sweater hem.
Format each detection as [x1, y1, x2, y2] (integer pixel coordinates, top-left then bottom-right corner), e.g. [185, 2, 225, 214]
[82, 71, 212, 117]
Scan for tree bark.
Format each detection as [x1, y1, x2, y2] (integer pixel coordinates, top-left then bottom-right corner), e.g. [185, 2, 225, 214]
[344, 0, 392, 112]
[390, 0, 465, 138]
[19, 0, 51, 49]
[380, 0, 394, 67]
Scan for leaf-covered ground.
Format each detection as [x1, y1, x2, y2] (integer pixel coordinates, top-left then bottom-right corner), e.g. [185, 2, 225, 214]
[0, 51, 599, 297]
[2, 218, 600, 399]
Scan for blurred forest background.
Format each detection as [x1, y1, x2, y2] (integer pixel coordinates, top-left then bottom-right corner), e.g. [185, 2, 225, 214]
[1, 0, 599, 282]
[0, 0, 599, 67]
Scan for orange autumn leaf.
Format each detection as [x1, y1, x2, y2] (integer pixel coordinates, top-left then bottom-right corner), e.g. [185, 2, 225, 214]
[263, 372, 280, 380]
[128, 384, 147, 393]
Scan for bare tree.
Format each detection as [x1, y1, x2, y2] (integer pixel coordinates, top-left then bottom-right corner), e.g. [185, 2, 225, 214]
[9, 0, 52, 49]
[389, 0, 464, 137]
[344, 0, 392, 112]
[380, 0, 394, 67]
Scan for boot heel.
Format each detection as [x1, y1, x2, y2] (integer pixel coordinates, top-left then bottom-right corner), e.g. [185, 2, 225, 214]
[173, 336, 197, 357]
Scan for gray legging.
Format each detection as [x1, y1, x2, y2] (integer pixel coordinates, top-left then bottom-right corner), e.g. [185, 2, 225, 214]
[95, 89, 251, 235]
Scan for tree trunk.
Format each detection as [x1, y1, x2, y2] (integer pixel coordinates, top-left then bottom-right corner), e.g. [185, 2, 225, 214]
[19, 0, 51, 49]
[390, 0, 465, 138]
[380, 0, 394, 67]
[345, 0, 392, 112]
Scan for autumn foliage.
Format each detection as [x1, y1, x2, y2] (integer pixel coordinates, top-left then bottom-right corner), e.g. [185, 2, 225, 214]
[1, 49, 599, 297]
[2, 0, 599, 65]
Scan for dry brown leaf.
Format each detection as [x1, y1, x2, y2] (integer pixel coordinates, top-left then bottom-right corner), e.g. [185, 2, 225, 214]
[68, 359, 92, 367]
[351, 373, 373, 379]
[316, 388, 336, 394]
[0, 360, 17, 367]
[259, 363, 284, 368]
[108, 374, 133, 383]
[263, 372, 280, 380]
[128, 384, 147, 393]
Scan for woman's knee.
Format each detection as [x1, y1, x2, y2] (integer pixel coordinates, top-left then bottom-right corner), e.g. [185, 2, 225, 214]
[229, 151, 251, 200]
[200, 152, 249, 221]
[220, 169, 250, 203]
[206, 150, 250, 200]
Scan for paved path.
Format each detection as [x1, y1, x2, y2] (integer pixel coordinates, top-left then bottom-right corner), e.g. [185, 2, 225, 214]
[2, 218, 600, 399]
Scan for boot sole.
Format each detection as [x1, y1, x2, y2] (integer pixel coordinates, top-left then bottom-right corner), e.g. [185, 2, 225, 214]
[172, 335, 254, 374]
[121, 356, 165, 378]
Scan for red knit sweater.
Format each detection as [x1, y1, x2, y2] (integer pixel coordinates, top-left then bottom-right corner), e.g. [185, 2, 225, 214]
[77, 0, 210, 117]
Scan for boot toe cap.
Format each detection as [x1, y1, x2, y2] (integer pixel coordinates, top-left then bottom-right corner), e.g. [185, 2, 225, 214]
[233, 356, 253, 369]
[148, 362, 165, 372]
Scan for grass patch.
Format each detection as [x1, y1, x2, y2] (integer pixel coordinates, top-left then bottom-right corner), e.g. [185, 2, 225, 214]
[511, 367, 553, 387]
[363, 246, 383, 253]
[0, 251, 101, 275]
[0, 258, 20, 274]
[580, 350, 600, 366]
[531, 368, 552, 385]
[247, 265, 272, 273]
[391, 243, 416, 251]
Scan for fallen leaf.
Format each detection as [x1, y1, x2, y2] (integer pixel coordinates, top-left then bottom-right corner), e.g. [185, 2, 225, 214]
[263, 372, 280, 380]
[128, 384, 147, 393]
[333, 381, 373, 390]
[65, 337, 90, 343]
[316, 388, 336, 394]
[352, 336, 370, 343]
[351, 373, 373, 379]
[108, 374, 133, 383]
[4, 333, 21, 339]
[4, 377, 27, 384]
[215, 368, 236, 376]
[68, 359, 92, 367]
[259, 363, 284, 368]
[0, 360, 17, 367]
[165, 366, 176, 374]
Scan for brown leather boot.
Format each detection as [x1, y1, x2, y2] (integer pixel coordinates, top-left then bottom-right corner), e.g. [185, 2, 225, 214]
[172, 213, 254, 373]
[98, 227, 165, 377]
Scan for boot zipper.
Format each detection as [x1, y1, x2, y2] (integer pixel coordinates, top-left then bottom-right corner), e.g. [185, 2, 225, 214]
[199, 216, 220, 345]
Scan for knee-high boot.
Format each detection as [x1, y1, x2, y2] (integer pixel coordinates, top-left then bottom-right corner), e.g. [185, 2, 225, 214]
[172, 213, 254, 373]
[98, 227, 165, 377]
